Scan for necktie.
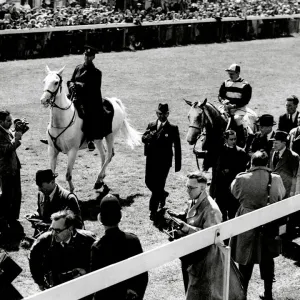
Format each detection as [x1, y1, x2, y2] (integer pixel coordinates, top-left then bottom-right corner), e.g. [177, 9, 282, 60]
[157, 122, 163, 131]
[289, 114, 293, 122]
[273, 151, 280, 168]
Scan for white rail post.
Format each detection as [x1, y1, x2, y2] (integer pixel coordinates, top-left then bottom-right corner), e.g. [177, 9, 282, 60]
[215, 229, 231, 300]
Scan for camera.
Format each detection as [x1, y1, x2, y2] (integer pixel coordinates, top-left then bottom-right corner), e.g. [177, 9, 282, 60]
[14, 118, 29, 134]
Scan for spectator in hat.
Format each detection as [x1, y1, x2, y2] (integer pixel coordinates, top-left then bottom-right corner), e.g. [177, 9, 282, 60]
[218, 63, 252, 147]
[278, 95, 300, 134]
[270, 130, 300, 198]
[91, 194, 148, 300]
[67, 45, 106, 152]
[29, 210, 96, 292]
[247, 114, 276, 157]
[26, 169, 83, 237]
[142, 103, 181, 221]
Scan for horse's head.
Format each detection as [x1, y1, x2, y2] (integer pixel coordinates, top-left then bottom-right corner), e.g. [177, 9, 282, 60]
[185, 98, 214, 145]
[40, 65, 65, 108]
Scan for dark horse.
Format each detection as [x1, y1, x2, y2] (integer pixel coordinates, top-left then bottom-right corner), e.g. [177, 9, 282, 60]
[185, 99, 256, 197]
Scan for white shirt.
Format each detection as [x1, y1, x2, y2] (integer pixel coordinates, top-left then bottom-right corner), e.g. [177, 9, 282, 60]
[157, 120, 166, 130]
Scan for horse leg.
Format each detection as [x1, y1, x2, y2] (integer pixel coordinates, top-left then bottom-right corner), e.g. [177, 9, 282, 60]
[95, 139, 106, 167]
[94, 134, 114, 189]
[48, 146, 59, 172]
[66, 149, 78, 192]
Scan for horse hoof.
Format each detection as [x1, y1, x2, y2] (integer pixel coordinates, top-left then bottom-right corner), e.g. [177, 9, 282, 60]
[94, 182, 103, 190]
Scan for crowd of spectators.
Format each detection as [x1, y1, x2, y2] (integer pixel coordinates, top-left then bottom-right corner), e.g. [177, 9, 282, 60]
[0, 0, 300, 30]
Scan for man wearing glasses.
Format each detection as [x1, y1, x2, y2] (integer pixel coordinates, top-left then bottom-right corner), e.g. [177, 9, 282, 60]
[29, 210, 96, 292]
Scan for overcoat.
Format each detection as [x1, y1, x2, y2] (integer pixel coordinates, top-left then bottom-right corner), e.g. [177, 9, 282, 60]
[91, 227, 148, 300]
[183, 191, 245, 300]
[0, 126, 21, 176]
[230, 167, 286, 265]
[269, 148, 300, 197]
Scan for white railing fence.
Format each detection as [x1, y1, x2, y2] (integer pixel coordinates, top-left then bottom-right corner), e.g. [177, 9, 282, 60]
[24, 194, 300, 300]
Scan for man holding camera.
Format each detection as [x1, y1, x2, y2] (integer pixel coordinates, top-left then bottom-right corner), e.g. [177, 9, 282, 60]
[0, 110, 27, 242]
[29, 210, 96, 294]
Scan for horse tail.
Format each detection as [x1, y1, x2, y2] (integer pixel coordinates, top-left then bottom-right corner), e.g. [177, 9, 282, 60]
[113, 98, 142, 149]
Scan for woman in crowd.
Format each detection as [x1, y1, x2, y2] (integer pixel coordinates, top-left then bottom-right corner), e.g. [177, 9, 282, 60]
[168, 171, 245, 300]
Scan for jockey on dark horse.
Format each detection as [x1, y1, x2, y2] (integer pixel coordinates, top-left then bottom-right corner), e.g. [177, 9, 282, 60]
[41, 45, 111, 151]
[218, 63, 252, 147]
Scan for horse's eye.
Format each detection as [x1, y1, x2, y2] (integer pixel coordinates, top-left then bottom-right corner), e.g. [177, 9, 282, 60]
[54, 82, 58, 85]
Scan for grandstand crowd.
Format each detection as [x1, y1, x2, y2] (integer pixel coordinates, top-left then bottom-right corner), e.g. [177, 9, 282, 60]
[0, 0, 300, 30]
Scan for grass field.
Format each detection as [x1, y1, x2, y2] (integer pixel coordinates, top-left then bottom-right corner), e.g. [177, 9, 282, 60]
[1, 36, 300, 300]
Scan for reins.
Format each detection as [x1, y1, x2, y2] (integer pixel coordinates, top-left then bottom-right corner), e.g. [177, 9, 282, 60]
[44, 73, 77, 152]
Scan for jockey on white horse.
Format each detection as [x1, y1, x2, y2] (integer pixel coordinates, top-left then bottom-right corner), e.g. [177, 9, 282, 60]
[218, 63, 257, 147]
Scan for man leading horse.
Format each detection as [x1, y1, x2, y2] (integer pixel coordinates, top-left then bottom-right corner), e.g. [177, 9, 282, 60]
[218, 63, 254, 147]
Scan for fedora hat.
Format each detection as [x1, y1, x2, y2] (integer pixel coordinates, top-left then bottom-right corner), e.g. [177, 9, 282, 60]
[84, 44, 99, 56]
[256, 114, 276, 127]
[270, 130, 288, 142]
[156, 103, 169, 114]
[36, 169, 58, 186]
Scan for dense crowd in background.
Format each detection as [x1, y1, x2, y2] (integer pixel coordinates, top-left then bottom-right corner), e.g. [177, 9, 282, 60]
[0, 0, 300, 30]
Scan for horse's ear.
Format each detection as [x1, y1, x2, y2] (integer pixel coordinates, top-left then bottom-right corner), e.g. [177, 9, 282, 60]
[184, 99, 193, 106]
[45, 65, 51, 74]
[199, 98, 208, 108]
[57, 66, 65, 76]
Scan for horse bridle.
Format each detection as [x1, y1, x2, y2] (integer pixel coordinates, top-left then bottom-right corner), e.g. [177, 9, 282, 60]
[43, 73, 72, 110]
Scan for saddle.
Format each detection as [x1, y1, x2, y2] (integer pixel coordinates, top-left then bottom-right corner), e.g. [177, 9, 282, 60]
[102, 98, 114, 137]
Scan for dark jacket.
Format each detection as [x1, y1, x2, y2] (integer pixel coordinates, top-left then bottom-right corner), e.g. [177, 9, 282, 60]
[211, 145, 249, 199]
[29, 229, 96, 288]
[36, 184, 82, 226]
[68, 63, 104, 139]
[278, 112, 299, 134]
[142, 120, 181, 172]
[248, 131, 275, 157]
[91, 227, 148, 300]
[0, 126, 21, 176]
[270, 148, 300, 197]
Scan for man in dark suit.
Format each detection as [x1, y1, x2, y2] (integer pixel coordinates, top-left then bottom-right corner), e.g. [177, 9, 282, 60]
[0, 110, 24, 241]
[270, 130, 300, 199]
[29, 210, 96, 292]
[142, 103, 181, 220]
[212, 130, 249, 221]
[91, 194, 148, 300]
[247, 114, 276, 157]
[278, 95, 299, 133]
[26, 169, 83, 236]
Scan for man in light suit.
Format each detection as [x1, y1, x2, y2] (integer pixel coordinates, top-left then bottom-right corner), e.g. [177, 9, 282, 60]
[142, 103, 181, 220]
[0, 110, 24, 241]
[270, 130, 300, 198]
[278, 95, 299, 134]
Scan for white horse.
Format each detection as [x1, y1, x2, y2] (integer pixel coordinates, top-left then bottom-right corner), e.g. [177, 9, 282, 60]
[40, 66, 141, 192]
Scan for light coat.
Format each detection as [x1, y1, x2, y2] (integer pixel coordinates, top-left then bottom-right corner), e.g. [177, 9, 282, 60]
[230, 167, 285, 265]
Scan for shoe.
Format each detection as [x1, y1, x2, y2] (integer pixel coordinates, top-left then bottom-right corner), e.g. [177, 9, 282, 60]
[88, 141, 95, 151]
[40, 139, 48, 145]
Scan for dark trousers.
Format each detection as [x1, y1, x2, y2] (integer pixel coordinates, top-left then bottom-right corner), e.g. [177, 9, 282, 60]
[215, 189, 239, 221]
[0, 171, 22, 223]
[239, 257, 274, 292]
[145, 160, 170, 213]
